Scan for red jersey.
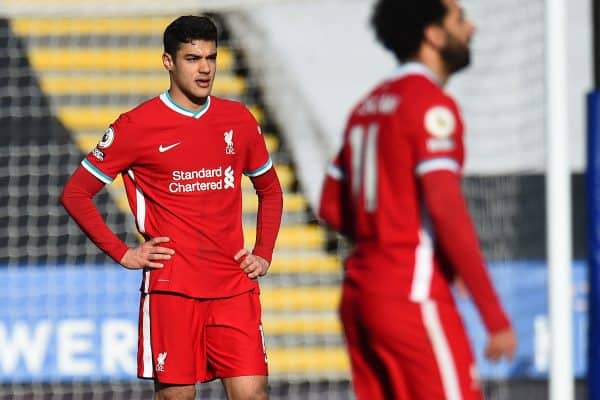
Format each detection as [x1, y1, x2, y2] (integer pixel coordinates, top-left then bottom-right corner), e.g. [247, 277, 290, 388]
[81, 93, 273, 298]
[319, 63, 509, 332]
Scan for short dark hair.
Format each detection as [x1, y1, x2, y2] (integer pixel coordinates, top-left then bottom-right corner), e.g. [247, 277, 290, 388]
[371, 0, 448, 62]
[163, 15, 218, 58]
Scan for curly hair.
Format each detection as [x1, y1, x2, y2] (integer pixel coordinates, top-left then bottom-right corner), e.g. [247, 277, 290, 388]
[371, 0, 448, 62]
[163, 15, 218, 58]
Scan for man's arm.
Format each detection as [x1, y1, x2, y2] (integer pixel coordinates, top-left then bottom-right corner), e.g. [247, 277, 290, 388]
[60, 166, 173, 269]
[421, 169, 516, 360]
[318, 155, 352, 237]
[61, 167, 129, 262]
[236, 168, 283, 278]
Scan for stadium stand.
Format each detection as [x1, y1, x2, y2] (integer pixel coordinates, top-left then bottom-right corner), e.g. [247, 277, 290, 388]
[0, 18, 137, 265]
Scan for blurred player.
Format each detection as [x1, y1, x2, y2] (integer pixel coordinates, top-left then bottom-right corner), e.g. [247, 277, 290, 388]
[61, 15, 282, 400]
[318, 1, 516, 399]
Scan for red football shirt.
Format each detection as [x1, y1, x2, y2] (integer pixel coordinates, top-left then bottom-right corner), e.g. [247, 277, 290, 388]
[81, 93, 273, 298]
[320, 63, 508, 331]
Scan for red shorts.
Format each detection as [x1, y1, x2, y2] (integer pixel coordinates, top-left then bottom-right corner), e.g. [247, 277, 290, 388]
[137, 289, 268, 384]
[340, 284, 482, 400]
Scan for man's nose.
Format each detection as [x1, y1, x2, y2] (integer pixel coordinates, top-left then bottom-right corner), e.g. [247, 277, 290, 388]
[198, 58, 210, 72]
[467, 20, 476, 37]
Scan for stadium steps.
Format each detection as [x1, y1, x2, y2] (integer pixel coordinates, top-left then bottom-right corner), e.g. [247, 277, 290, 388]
[26, 47, 233, 72]
[13, 15, 348, 379]
[39, 74, 247, 97]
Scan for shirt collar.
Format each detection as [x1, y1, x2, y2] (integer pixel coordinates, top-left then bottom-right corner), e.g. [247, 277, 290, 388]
[159, 91, 211, 118]
[388, 62, 441, 86]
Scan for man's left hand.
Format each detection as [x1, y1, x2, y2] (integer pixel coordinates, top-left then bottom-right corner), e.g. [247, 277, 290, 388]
[234, 249, 269, 279]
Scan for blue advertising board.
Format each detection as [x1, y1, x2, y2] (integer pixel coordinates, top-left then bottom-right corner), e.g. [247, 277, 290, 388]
[459, 260, 587, 379]
[0, 261, 588, 381]
[0, 265, 141, 381]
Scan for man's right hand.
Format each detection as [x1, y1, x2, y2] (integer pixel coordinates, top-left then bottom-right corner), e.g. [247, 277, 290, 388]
[484, 327, 517, 362]
[119, 236, 174, 270]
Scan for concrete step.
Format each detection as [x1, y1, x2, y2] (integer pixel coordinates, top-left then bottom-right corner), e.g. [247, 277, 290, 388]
[263, 312, 341, 336]
[39, 73, 246, 97]
[261, 286, 340, 312]
[26, 47, 234, 72]
[12, 17, 176, 36]
[245, 224, 325, 250]
[269, 253, 339, 274]
[268, 346, 349, 378]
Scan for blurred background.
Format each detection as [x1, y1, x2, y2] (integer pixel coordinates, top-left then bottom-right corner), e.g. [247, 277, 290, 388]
[0, 0, 592, 398]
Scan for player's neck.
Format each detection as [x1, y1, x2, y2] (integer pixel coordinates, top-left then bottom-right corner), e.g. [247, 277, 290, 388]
[167, 88, 208, 112]
[413, 50, 449, 86]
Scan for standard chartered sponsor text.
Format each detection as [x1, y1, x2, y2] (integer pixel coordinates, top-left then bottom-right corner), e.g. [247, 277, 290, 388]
[172, 167, 222, 181]
[169, 166, 234, 192]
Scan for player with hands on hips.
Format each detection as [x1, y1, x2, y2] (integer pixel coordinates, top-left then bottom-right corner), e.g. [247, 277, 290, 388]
[61, 15, 282, 400]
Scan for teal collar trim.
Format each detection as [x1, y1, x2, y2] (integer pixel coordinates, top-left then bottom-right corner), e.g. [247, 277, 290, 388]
[160, 91, 211, 118]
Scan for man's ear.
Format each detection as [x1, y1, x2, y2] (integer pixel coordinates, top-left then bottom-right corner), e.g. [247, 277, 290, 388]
[424, 24, 446, 50]
[163, 52, 174, 71]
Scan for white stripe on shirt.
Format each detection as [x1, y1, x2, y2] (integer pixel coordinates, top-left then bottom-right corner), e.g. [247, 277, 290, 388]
[416, 157, 460, 176]
[410, 228, 434, 302]
[128, 169, 146, 233]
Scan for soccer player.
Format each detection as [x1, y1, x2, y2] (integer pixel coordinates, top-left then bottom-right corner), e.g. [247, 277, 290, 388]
[61, 16, 282, 400]
[318, 1, 516, 399]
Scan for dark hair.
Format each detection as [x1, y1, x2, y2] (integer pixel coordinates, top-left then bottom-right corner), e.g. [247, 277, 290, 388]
[371, 0, 448, 62]
[163, 15, 218, 58]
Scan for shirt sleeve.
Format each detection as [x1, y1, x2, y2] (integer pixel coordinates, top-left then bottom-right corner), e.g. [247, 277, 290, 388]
[60, 166, 130, 263]
[242, 113, 273, 178]
[250, 168, 283, 263]
[80, 113, 138, 184]
[412, 96, 464, 177]
[421, 161, 511, 333]
[318, 151, 352, 237]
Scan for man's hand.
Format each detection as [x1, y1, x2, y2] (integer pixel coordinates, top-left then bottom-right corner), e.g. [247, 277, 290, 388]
[235, 249, 269, 279]
[120, 236, 174, 270]
[454, 276, 469, 299]
[485, 327, 517, 362]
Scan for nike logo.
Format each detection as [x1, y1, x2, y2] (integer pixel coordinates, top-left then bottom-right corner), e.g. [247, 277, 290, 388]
[159, 142, 181, 153]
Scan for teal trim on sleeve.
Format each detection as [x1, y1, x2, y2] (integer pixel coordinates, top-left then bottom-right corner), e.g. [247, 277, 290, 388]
[81, 158, 113, 184]
[244, 158, 273, 177]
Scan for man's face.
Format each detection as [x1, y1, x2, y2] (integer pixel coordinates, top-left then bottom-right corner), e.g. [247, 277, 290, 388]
[165, 39, 217, 103]
[440, 0, 476, 73]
